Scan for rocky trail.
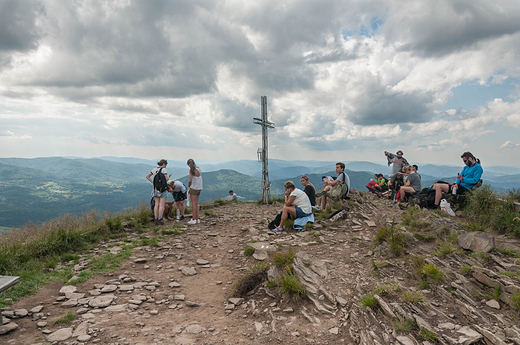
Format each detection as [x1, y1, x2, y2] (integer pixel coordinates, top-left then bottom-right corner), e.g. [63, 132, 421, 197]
[1, 190, 520, 345]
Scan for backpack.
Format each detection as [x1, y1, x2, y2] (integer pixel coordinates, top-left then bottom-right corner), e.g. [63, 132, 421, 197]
[330, 172, 350, 199]
[153, 168, 168, 193]
[268, 212, 283, 230]
[411, 188, 436, 209]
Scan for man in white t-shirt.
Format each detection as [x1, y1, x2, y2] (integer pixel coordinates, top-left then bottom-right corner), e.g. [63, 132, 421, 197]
[273, 181, 312, 232]
[317, 162, 350, 210]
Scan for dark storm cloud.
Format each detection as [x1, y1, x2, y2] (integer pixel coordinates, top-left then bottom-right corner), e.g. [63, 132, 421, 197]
[351, 89, 433, 126]
[0, 0, 43, 70]
[385, 0, 520, 57]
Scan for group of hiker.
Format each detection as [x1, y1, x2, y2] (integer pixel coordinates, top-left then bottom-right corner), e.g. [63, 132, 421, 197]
[366, 150, 484, 214]
[146, 150, 483, 230]
[146, 158, 203, 225]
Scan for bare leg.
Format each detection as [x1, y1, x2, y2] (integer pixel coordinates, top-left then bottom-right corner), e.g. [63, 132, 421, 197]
[278, 206, 296, 227]
[191, 194, 200, 220]
[154, 197, 161, 219]
[176, 201, 185, 217]
[433, 183, 450, 206]
[321, 185, 332, 209]
[158, 197, 167, 219]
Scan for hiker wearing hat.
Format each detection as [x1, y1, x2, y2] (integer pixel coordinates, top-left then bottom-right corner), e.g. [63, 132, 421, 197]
[384, 150, 409, 178]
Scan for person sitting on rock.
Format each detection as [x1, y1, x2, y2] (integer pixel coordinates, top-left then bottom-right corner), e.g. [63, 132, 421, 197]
[399, 165, 422, 202]
[301, 175, 316, 208]
[431, 152, 483, 208]
[273, 181, 312, 233]
[228, 190, 238, 202]
[317, 162, 350, 209]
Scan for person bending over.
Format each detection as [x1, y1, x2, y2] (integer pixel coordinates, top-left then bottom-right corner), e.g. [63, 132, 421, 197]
[431, 152, 483, 208]
[273, 181, 312, 233]
[165, 180, 187, 221]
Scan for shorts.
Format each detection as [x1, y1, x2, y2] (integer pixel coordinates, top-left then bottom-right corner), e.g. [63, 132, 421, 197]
[173, 191, 187, 202]
[153, 190, 168, 198]
[295, 207, 311, 218]
[189, 189, 201, 196]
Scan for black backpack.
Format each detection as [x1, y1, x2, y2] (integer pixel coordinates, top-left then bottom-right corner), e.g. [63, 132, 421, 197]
[153, 168, 168, 193]
[411, 188, 436, 209]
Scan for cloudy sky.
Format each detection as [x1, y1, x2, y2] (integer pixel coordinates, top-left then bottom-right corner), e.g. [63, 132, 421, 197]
[1, 0, 520, 167]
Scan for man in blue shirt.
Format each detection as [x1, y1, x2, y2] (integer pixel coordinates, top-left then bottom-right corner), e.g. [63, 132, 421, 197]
[432, 152, 483, 208]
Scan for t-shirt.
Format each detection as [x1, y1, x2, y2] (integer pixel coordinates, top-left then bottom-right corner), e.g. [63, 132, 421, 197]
[289, 188, 312, 215]
[170, 181, 186, 194]
[303, 185, 316, 206]
[406, 172, 422, 192]
[231, 193, 237, 201]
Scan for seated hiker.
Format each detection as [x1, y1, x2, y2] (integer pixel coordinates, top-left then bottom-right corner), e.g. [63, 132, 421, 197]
[273, 181, 312, 233]
[228, 190, 238, 202]
[431, 152, 483, 208]
[317, 162, 350, 209]
[164, 180, 187, 221]
[301, 175, 316, 208]
[376, 173, 389, 193]
[399, 165, 422, 202]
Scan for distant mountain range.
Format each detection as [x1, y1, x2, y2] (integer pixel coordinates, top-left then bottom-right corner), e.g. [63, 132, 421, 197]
[1, 156, 519, 229]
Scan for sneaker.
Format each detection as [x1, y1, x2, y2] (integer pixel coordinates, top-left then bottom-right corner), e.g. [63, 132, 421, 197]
[187, 219, 197, 225]
[180, 216, 185, 220]
[196, 219, 200, 224]
[272, 226, 284, 233]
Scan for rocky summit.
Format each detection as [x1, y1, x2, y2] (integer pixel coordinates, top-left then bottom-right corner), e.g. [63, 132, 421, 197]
[1, 189, 520, 345]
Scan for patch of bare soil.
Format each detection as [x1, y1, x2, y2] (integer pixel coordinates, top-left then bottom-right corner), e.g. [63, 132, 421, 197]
[2, 190, 520, 345]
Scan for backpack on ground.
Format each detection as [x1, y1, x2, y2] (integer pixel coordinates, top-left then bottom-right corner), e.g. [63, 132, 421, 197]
[268, 212, 283, 230]
[411, 188, 437, 209]
[153, 168, 168, 193]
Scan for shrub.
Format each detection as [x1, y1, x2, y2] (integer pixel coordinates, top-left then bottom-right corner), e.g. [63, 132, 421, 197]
[53, 311, 77, 324]
[244, 246, 255, 256]
[273, 249, 296, 268]
[360, 293, 378, 308]
[279, 270, 307, 298]
[420, 263, 444, 282]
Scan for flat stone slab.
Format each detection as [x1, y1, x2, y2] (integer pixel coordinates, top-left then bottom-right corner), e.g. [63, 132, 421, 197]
[118, 285, 134, 291]
[196, 259, 209, 265]
[180, 266, 197, 276]
[0, 322, 18, 335]
[100, 285, 117, 293]
[46, 327, 73, 342]
[89, 295, 115, 308]
[59, 286, 77, 295]
[169, 282, 181, 288]
[105, 304, 127, 312]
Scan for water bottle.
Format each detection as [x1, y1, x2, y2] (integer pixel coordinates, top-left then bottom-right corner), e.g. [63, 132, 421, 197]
[452, 185, 458, 195]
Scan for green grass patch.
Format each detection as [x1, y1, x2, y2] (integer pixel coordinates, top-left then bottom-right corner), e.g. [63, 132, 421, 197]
[360, 293, 378, 308]
[244, 246, 255, 256]
[392, 317, 416, 333]
[402, 291, 424, 304]
[495, 246, 520, 258]
[273, 249, 296, 268]
[419, 328, 438, 341]
[279, 270, 307, 298]
[53, 311, 77, 325]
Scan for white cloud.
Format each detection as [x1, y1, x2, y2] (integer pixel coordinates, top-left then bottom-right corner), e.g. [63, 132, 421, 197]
[499, 140, 519, 150]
